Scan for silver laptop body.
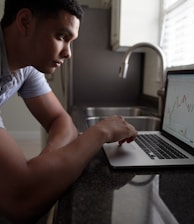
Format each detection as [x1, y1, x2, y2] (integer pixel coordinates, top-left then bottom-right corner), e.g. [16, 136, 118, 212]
[103, 70, 194, 169]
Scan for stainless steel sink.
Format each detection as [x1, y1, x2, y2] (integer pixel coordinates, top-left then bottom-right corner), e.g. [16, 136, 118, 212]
[86, 116, 160, 131]
[71, 106, 160, 132]
[85, 106, 156, 117]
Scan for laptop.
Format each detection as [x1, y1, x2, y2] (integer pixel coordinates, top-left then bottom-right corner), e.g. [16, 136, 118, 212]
[103, 69, 194, 169]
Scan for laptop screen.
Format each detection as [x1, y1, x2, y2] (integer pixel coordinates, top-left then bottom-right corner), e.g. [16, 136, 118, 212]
[162, 71, 194, 148]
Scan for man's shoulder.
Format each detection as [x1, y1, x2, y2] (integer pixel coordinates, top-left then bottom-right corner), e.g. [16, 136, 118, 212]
[14, 66, 44, 82]
[20, 66, 41, 74]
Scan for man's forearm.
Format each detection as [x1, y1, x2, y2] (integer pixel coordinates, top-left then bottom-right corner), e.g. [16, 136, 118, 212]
[42, 115, 78, 153]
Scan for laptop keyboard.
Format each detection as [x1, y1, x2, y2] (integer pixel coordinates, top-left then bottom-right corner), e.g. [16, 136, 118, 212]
[135, 134, 188, 160]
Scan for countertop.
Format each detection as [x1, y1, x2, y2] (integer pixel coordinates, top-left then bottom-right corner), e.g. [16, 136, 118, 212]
[53, 107, 194, 224]
[53, 150, 194, 224]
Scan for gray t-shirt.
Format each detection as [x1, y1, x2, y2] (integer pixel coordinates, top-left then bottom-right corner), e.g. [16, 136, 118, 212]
[0, 26, 51, 128]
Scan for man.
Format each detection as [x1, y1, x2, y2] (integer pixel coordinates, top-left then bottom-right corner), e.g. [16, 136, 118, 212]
[0, 0, 137, 223]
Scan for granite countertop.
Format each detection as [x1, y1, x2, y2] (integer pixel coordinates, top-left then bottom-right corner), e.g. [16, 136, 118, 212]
[53, 150, 194, 224]
[53, 107, 194, 224]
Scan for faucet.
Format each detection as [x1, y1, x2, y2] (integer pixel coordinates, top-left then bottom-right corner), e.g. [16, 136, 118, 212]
[119, 42, 166, 117]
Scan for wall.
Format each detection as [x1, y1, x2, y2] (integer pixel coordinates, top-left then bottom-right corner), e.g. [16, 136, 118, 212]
[1, 95, 41, 134]
[77, 0, 162, 98]
[78, 0, 111, 8]
[0, 0, 3, 16]
[110, 0, 162, 97]
[71, 7, 144, 107]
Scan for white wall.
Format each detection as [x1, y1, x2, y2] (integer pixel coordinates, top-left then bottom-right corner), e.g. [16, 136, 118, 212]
[0, 0, 3, 16]
[1, 95, 41, 133]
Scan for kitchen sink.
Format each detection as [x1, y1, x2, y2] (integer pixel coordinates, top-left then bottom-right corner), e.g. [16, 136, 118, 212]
[86, 116, 160, 131]
[71, 106, 160, 132]
[85, 106, 156, 117]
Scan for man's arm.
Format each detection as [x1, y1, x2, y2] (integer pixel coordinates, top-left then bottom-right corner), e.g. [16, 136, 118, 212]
[0, 92, 137, 223]
[24, 91, 78, 153]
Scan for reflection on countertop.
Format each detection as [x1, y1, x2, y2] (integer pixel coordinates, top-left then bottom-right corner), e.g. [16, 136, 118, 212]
[54, 149, 194, 224]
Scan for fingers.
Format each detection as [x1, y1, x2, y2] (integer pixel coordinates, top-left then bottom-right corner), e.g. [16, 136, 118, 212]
[118, 117, 138, 146]
[118, 135, 137, 146]
[118, 139, 125, 146]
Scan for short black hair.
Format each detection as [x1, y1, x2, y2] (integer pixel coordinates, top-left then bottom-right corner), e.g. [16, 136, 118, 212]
[1, 0, 84, 28]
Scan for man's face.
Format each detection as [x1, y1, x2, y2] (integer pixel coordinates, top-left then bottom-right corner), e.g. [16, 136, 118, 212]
[28, 11, 80, 74]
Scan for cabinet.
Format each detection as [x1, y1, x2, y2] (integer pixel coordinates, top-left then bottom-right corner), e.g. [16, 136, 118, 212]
[111, 0, 161, 51]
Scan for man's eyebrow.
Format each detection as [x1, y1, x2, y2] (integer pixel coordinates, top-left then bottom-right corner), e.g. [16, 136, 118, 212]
[58, 27, 76, 38]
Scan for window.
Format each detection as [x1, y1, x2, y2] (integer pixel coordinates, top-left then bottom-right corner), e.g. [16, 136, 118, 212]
[160, 0, 194, 67]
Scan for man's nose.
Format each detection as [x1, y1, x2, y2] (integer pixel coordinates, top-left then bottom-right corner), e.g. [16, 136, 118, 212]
[61, 44, 72, 59]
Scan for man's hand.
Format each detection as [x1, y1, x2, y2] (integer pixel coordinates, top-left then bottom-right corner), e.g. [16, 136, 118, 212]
[94, 115, 137, 144]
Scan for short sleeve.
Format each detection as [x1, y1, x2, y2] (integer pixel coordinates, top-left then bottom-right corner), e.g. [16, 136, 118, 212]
[18, 66, 51, 99]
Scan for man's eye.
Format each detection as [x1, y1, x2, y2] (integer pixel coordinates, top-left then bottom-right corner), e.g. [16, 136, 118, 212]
[57, 34, 67, 41]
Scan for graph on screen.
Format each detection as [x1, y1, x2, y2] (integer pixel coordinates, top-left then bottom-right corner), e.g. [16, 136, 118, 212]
[163, 75, 194, 147]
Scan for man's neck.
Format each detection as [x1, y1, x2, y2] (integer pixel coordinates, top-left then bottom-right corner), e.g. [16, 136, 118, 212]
[2, 26, 30, 72]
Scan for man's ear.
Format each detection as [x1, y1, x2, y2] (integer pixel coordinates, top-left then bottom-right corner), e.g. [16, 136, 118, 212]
[16, 8, 33, 36]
